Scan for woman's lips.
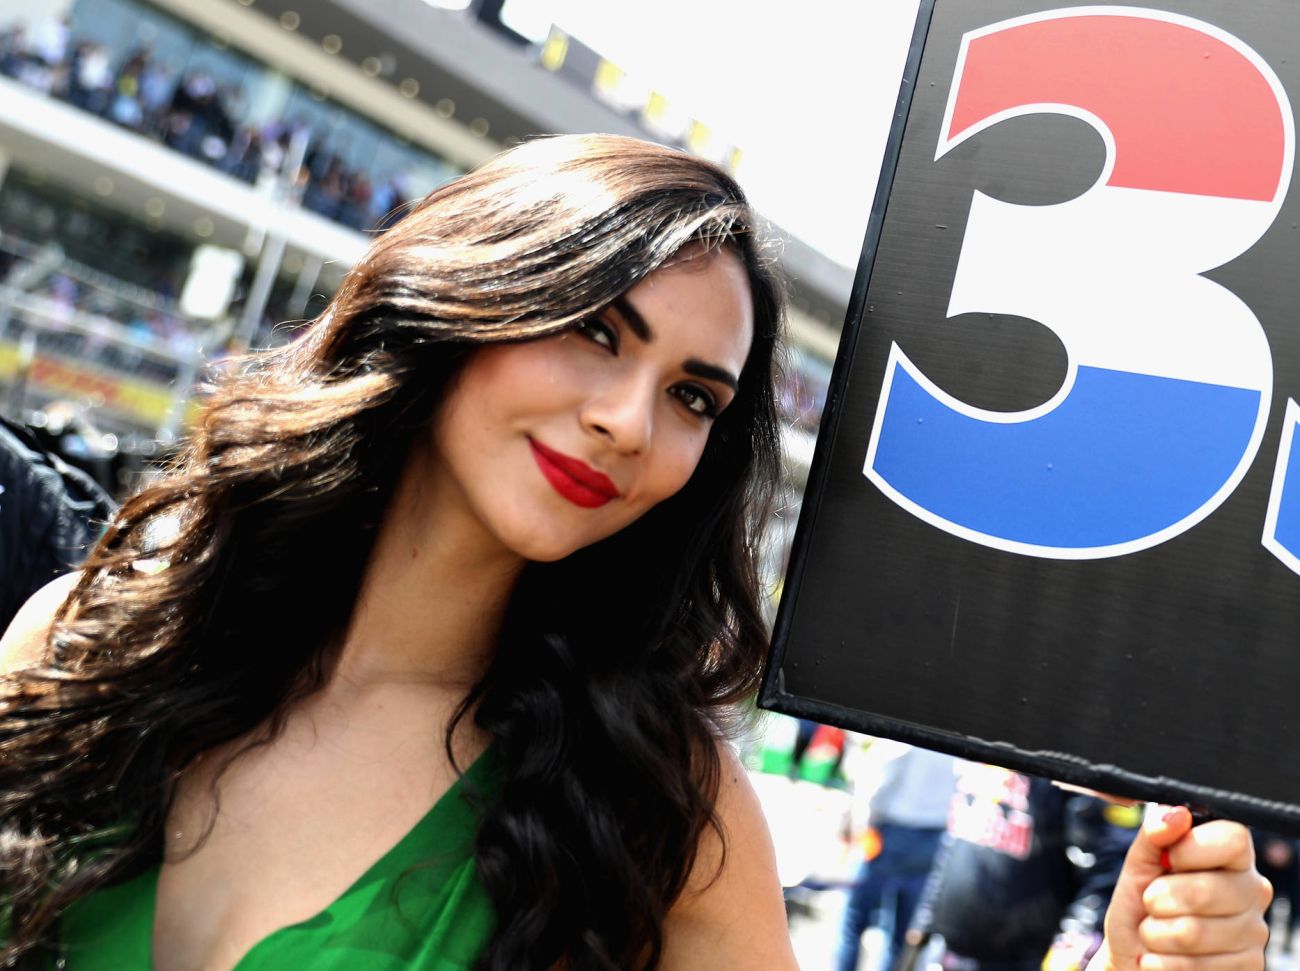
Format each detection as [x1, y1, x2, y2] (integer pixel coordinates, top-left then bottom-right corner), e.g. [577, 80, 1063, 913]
[529, 439, 621, 509]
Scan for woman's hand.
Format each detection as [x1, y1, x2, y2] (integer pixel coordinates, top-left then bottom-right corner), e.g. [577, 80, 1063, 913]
[1091, 805, 1272, 971]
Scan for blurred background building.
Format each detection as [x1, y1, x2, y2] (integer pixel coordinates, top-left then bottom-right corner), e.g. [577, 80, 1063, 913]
[0, 0, 849, 506]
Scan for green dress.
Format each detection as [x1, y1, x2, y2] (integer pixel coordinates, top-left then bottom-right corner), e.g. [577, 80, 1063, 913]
[58, 750, 498, 970]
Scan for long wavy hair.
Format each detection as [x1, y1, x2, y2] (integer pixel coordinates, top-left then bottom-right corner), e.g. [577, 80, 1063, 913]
[0, 134, 785, 969]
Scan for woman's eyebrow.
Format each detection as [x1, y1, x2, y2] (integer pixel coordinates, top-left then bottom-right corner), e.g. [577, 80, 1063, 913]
[609, 297, 738, 389]
[684, 360, 739, 391]
[610, 297, 653, 342]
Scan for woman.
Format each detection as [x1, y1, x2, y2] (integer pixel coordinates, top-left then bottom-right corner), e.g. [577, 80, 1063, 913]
[0, 135, 1271, 970]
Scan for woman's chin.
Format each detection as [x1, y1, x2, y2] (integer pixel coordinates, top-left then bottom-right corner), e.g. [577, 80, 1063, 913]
[519, 540, 586, 564]
[511, 524, 620, 564]
[499, 527, 583, 564]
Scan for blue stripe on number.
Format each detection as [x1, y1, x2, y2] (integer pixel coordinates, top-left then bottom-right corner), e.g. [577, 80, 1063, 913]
[872, 364, 1260, 549]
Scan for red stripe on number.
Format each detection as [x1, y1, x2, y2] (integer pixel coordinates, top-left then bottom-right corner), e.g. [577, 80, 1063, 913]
[949, 14, 1286, 202]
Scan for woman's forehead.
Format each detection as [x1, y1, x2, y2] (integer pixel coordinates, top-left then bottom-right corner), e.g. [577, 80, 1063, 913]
[621, 248, 754, 367]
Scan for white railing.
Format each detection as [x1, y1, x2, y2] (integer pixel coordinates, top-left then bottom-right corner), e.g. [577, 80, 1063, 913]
[0, 243, 209, 442]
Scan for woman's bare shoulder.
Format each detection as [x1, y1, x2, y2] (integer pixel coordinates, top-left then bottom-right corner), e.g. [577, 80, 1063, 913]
[0, 572, 81, 674]
[658, 739, 797, 970]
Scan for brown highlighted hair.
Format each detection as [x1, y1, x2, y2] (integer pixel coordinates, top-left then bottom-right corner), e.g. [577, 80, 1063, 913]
[0, 134, 785, 969]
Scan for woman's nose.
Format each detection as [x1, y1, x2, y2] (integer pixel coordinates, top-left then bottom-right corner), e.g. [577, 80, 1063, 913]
[582, 377, 654, 455]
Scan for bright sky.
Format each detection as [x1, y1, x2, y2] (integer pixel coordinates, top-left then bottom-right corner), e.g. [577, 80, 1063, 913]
[498, 1, 923, 268]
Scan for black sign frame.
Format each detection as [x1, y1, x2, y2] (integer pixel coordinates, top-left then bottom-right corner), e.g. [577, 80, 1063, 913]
[761, 0, 1300, 834]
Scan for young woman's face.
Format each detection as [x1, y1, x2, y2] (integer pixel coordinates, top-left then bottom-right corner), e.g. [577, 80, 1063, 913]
[428, 246, 755, 563]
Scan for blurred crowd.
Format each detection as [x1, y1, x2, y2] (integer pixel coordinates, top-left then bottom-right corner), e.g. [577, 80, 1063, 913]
[0, 16, 412, 231]
[0, 234, 198, 358]
[0, 16, 836, 434]
[26, 269, 196, 357]
[749, 716, 1300, 971]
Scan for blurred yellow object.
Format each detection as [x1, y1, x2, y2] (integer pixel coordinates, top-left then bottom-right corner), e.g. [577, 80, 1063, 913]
[593, 60, 624, 94]
[861, 824, 882, 862]
[1102, 803, 1143, 829]
[540, 30, 569, 72]
[0, 341, 174, 425]
[1041, 929, 1098, 971]
[644, 92, 669, 124]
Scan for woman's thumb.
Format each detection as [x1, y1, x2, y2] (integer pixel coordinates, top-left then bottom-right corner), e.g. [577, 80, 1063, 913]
[1134, 805, 1194, 875]
[1098, 805, 1194, 969]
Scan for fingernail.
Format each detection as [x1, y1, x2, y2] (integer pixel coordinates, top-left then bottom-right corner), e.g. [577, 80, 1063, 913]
[1159, 849, 1172, 871]
[1161, 807, 1187, 826]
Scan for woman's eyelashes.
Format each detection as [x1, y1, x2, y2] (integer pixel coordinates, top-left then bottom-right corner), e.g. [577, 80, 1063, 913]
[673, 383, 720, 419]
[578, 317, 619, 352]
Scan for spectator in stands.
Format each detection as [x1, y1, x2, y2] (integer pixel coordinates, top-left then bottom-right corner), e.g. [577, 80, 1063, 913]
[168, 69, 221, 158]
[9, 18, 61, 93]
[224, 125, 265, 182]
[0, 24, 27, 79]
[107, 46, 150, 130]
[0, 15, 437, 237]
[66, 40, 108, 113]
[341, 171, 374, 230]
[28, 15, 69, 70]
[138, 56, 174, 136]
[300, 149, 341, 219]
[371, 172, 412, 231]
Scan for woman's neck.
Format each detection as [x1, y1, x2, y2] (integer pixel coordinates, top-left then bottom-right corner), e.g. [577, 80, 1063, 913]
[334, 443, 525, 691]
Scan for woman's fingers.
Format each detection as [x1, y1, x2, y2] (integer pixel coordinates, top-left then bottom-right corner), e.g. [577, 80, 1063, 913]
[1135, 951, 1266, 971]
[1161, 820, 1257, 873]
[1137, 911, 1270, 954]
[1143, 869, 1273, 919]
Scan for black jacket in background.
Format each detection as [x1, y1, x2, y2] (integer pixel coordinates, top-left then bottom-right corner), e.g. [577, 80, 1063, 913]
[919, 765, 1138, 961]
[0, 416, 116, 632]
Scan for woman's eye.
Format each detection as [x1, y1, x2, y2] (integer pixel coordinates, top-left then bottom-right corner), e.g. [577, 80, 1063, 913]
[674, 384, 719, 419]
[578, 318, 617, 352]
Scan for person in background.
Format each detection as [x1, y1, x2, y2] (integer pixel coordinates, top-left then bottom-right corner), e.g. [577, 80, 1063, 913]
[65, 40, 110, 114]
[28, 402, 120, 495]
[836, 740, 956, 971]
[908, 763, 1142, 971]
[0, 24, 28, 79]
[1253, 828, 1300, 952]
[0, 414, 115, 633]
[137, 55, 174, 137]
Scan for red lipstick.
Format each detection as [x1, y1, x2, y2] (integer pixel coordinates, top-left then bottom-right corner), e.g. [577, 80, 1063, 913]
[529, 439, 620, 509]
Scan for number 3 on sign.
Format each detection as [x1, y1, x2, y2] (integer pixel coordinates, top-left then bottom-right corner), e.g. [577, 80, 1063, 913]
[864, 7, 1299, 564]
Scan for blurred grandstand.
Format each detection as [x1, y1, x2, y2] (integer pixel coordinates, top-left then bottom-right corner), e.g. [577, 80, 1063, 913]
[0, 0, 849, 500]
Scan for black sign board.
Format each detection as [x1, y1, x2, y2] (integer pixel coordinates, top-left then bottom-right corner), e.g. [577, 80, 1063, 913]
[763, 0, 1300, 833]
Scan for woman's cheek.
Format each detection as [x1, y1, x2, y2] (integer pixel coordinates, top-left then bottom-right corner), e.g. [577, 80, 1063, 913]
[659, 437, 710, 501]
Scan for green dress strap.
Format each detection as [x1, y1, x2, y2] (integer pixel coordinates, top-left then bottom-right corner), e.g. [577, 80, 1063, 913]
[59, 749, 499, 970]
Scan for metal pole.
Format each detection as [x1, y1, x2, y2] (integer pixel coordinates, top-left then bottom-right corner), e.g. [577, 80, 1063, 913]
[288, 252, 323, 321]
[4, 323, 36, 418]
[232, 126, 309, 349]
[0, 244, 63, 418]
[156, 346, 199, 443]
